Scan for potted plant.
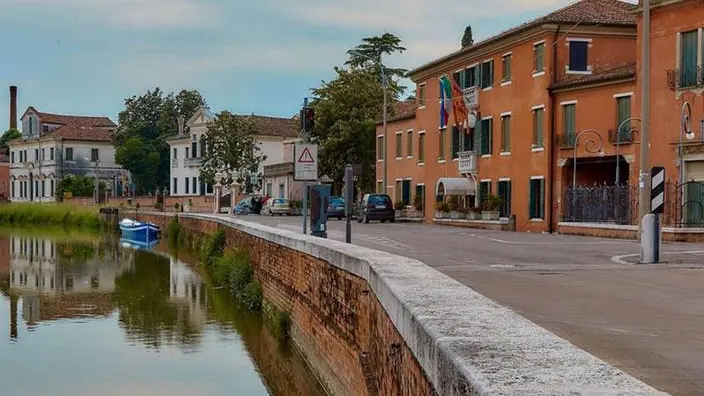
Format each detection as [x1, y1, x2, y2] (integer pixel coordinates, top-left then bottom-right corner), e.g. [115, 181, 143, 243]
[447, 196, 463, 220]
[466, 207, 481, 220]
[434, 202, 450, 219]
[411, 194, 423, 217]
[394, 200, 406, 218]
[290, 200, 301, 215]
[481, 194, 503, 220]
[455, 207, 469, 220]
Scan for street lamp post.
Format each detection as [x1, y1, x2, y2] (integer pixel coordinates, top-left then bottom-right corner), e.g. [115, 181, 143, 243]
[348, 50, 388, 193]
[679, 102, 696, 187]
[615, 117, 642, 185]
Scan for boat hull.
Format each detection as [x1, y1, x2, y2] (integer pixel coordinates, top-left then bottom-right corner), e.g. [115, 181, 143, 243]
[119, 219, 161, 243]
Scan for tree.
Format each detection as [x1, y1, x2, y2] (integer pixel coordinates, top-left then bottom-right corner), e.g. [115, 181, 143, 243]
[310, 33, 407, 193]
[56, 174, 95, 197]
[116, 88, 206, 194]
[0, 129, 22, 150]
[462, 25, 474, 48]
[200, 112, 266, 193]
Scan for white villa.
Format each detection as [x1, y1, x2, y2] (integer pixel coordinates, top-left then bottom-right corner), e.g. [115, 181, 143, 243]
[167, 107, 299, 197]
[8, 107, 127, 202]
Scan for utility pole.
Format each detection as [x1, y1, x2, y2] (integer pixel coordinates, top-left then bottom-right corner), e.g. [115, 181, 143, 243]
[638, 0, 652, 231]
[382, 63, 388, 195]
[302, 97, 309, 235]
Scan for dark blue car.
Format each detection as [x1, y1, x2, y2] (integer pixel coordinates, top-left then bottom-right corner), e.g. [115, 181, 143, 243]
[327, 196, 347, 220]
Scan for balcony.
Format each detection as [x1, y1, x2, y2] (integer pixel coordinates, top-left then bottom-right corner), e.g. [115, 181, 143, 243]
[184, 157, 202, 167]
[667, 67, 704, 91]
[171, 159, 178, 168]
[608, 128, 634, 145]
[457, 151, 478, 174]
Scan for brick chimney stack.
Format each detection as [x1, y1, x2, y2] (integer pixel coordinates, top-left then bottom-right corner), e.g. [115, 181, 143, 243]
[9, 85, 18, 130]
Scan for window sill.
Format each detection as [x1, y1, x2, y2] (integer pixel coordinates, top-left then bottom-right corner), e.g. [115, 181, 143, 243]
[566, 70, 592, 75]
[530, 218, 545, 222]
[531, 147, 545, 152]
[377, 159, 384, 163]
[417, 105, 426, 110]
[437, 159, 447, 164]
[532, 71, 546, 78]
[500, 80, 512, 86]
[500, 151, 511, 156]
[482, 86, 493, 92]
[452, 158, 459, 162]
[480, 154, 492, 159]
[395, 157, 403, 160]
[417, 162, 425, 167]
[406, 155, 414, 159]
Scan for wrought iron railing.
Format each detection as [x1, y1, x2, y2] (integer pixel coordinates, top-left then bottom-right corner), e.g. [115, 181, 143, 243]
[184, 157, 202, 167]
[557, 133, 576, 148]
[667, 66, 704, 91]
[457, 151, 477, 174]
[608, 128, 634, 144]
[562, 184, 638, 225]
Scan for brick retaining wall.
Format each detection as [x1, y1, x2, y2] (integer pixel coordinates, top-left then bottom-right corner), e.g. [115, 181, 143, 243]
[558, 222, 704, 242]
[137, 212, 666, 396]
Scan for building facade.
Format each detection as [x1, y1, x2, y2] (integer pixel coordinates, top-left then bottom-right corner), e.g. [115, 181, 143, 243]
[167, 107, 299, 197]
[8, 107, 125, 202]
[262, 138, 306, 200]
[379, 0, 642, 232]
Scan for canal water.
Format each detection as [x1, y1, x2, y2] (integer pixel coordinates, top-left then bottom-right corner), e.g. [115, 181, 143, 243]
[0, 230, 326, 396]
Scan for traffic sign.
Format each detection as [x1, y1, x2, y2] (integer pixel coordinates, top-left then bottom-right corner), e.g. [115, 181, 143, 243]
[651, 166, 665, 214]
[294, 143, 318, 181]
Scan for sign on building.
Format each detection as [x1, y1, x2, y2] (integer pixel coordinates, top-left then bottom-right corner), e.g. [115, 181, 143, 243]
[294, 143, 318, 182]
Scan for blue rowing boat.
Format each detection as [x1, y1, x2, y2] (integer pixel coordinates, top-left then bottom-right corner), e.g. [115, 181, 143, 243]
[119, 218, 161, 243]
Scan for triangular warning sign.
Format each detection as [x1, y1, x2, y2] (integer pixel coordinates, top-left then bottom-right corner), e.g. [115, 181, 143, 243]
[298, 147, 315, 163]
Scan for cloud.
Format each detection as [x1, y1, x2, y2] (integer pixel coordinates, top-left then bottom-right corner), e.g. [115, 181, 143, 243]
[0, 0, 216, 29]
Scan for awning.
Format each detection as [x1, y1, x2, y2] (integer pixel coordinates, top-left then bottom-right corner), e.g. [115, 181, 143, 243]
[435, 177, 476, 196]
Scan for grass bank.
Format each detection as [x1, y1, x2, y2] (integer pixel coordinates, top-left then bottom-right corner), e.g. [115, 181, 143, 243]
[0, 203, 101, 230]
[167, 218, 291, 341]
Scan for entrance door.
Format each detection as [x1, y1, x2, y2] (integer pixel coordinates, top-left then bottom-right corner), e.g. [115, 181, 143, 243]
[402, 180, 411, 205]
[415, 184, 425, 212]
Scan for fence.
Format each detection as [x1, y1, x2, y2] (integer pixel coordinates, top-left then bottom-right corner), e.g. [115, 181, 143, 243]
[562, 181, 704, 227]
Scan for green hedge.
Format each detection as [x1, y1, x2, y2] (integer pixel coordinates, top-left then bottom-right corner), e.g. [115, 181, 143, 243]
[0, 204, 100, 230]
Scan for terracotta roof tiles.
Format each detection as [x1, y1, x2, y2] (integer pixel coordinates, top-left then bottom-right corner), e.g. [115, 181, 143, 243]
[550, 63, 637, 90]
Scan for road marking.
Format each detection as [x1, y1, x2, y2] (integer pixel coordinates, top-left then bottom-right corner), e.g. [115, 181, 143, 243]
[487, 237, 626, 245]
[611, 250, 704, 265]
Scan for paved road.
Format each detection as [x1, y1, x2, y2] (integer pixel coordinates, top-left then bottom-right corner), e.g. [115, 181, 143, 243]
[241, 214, 704, 395]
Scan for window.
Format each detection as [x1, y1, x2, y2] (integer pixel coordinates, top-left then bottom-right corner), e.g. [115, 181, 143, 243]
[191, 141, 198, 157]
[41, 148, 45, 160]
[19, 151, 22, 163]
[173, 148, 177, 159]
[377, 136, 384, 160]
[680, 30, 699, 87]
[200, 135, 207, 157]
[91, 148, 99, 162]
[438, 128, 446, 159]
[185, 147, 189, 158]
[65, 147, 73, 161]
[462, 128, 472, 151]
[34, 149, 38, 161]
[418, 84, 426, 107]
[407, 130, 413, 157]
[481, 60, 494, 89]
[173, 178, 178, 195]
[11, 182, 14, 198]
[28, 117, 34, 136]
[50, 180, 54, 197]
[50, 147, 54, 160]
[192, 177, 197, 194]
[418, 132, 425, 163]
[532, 107, 544, 148]
[377, 181, 383, 193]
[616, 96, 632, 140]
[41, 180, 45, 197]
[266, 183, 272, 196]
[451, 126, 461, 159]
[395, 180, 402, 202]
[480, 118, 493, 155]
[35, 180, 39, 198]
[43, 125, 49, 133]
[466, 65, 478, 88]
[500, 115, 511, 153]
[453, 70, 463, 87]
[498, 180, 512, 218]
[529, 178, 545, 219]
[395, 132, 403, 158]
[279, 184, 285, 198]
[479, 181, 491, 206]
[563, 104, 576, 145]
[11, 151, 14, 163]
[185, 178, 189, 194]
[568, 40, 589, 72]
[501, 54, 512, 82]
[534, 42, 545, 73]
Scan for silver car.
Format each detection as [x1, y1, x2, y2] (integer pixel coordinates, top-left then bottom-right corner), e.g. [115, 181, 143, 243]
[262, 198, 291, 216]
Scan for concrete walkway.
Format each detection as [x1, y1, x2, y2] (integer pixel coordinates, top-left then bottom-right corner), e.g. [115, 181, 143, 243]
[240, 214, 704, 395]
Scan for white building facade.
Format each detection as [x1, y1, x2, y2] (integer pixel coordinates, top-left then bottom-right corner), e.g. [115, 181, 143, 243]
[167, 107, 299, 197]
[8, 107, 126, 202]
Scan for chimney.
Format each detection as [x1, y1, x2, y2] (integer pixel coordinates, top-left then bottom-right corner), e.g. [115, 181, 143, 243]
[9, 86, 17, 131]
[178, 115, 185, 137]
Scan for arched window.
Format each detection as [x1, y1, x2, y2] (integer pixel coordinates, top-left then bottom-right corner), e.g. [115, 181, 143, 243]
[28, 116, 34, 135]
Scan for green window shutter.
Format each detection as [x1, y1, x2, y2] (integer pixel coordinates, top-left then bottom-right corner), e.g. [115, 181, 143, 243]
[539, 179, 546, 219]
[681, 31, 698, 87]
[452, 127, 460, 158]
[507, 181, 512, 216]
[502, 116, 510, 152]
[529, 180, 536, 219]
[418, 134, 424, 162]
[488, 119, 493, 154]
[474, 117, 482, 153]
[439, 129, 445, 159]
[564, 105, 576, 145]
[537, 109, 544, 146]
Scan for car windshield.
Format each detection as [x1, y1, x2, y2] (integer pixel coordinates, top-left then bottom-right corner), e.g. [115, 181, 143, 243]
[273, 199, 287, 205]
[330, 197, 344, 205]
[368, 195, 391, 205]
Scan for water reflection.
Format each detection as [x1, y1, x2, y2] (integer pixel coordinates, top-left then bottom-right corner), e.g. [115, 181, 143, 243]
[0, 232, 326, 396]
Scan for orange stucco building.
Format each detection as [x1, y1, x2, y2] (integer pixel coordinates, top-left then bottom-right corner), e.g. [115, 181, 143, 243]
[378, 0, 645, 232]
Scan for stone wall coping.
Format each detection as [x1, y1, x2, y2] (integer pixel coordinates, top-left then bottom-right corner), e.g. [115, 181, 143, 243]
[559, 222, 704, 235]
[179, 213, 667, 395]
[435, 218, 509, 225]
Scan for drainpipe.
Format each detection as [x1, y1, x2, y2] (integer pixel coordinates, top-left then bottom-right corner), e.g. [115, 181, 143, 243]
[547, 26, 561, 234]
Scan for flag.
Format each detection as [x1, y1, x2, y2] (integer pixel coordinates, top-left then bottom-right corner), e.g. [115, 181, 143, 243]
[439, 76, 452, 128]
[449, 77, 468, 131]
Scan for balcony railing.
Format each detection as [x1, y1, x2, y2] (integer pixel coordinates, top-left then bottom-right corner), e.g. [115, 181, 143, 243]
[184, 157, 202, 167]
[667, 67, 704, 91]
[608, 128, 634, 145]
[458, 151, 478, 174]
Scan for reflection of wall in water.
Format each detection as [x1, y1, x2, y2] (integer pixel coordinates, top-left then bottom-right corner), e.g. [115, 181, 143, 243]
[9, 237, 133, 295]
[169, 258, 207, 328]
[21, 295, 40, 325]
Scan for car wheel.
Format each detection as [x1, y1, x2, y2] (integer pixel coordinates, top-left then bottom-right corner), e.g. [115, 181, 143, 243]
[381, 219, 386, 223]
[390, 218, 396, 223]
[363, 214, 369, 224]
[357, 216, 363, 223]
[338, 217, 342, 221]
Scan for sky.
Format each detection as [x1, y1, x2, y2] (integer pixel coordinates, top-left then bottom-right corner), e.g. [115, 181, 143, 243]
[0, 0, 607, 130]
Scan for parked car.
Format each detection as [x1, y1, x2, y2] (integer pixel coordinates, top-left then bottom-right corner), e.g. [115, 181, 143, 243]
[233, 196, 265, 215]
[262, 198, 291, 216]
[357, 194, 395, 224]
[327, 196, 347, 220]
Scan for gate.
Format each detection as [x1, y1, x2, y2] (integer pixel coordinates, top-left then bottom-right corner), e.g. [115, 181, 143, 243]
[563, 184, 637, 225]
[675, 181, 704, 227]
